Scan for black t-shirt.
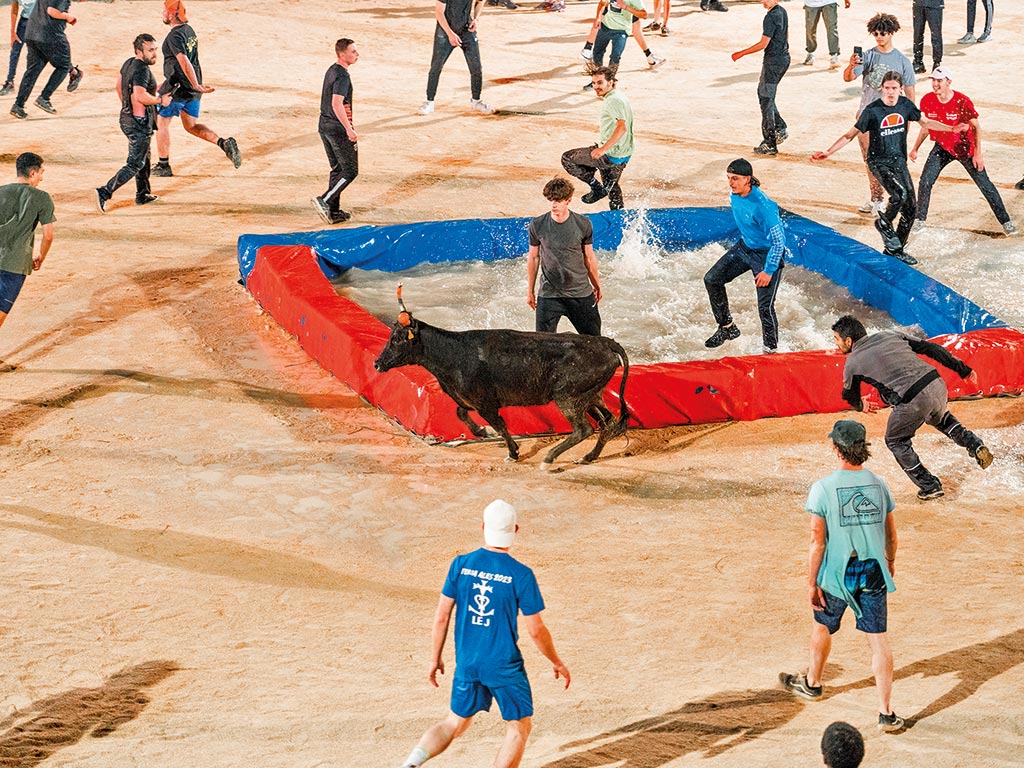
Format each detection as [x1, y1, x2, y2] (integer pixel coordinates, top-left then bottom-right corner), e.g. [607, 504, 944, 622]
[25, 0, 71, 43]
[120, 57, 157, 122]
[762, 4, 788, 57]
[161, 23, 202, 102]
[855, 96, 922, 164]
[319, 63, 353, 125]
[439, 0, 473, 32]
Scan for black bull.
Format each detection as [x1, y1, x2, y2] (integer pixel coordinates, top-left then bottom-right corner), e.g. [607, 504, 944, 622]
[373, 318, 630, 467]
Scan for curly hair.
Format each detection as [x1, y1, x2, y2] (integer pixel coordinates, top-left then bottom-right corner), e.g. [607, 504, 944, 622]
[835, 440, 871, 467]
[867, 13, 900, 35]
[543, 177, 575, 202]
[821, 721, 865, 768]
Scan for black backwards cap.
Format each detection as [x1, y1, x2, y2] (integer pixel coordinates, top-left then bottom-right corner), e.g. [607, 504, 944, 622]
[727, 158, 760, 187]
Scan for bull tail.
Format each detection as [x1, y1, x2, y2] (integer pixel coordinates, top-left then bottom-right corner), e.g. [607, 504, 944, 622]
[609, 340, 630, 435]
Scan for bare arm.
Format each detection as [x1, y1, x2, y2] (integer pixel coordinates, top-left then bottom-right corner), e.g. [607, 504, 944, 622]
[47, 4, 75, 24]
[434, 0, 461, 46]
[115, 74, 122, 100]
[810, 124, 862, 161]
[614, 0, 646, 20]
[733, 35, 770, 62]
[10, 2, 17, 44]
[583, 243, 601, 302]
[175, 51, 214, 93]
[904, 85, 915, 103]
[592, 119, 626, 158]
[909, 124, 929, 160]
[332, 94, 357, 141]
[884, 512, 898, 577]
[526, 244, 540, 309]
[523, 612, 570, 688]
[34, 222, 54, 271]
[132, 84, 164, 109]
[427, 595, 455, 687]
[969, 118, 984, 170]
[807, 515, 827, 610]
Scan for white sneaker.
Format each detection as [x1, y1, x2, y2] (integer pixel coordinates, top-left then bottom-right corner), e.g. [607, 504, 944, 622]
[1003, 221, 1018, 236]
[647, 53, 665, 68]
[580, 47, 593, 62]
[829, 54, 841, 69]
[911, 219, 927, 234]
[802, 54, 814, 66]
[858, 200, 883, 215]
[471, 99, 494, 115]
[417, 100, 435, 115]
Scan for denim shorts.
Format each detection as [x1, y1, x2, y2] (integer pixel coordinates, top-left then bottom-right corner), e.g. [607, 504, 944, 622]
[158, 98, 201, 119]
[814, 557, 888, 634]
[0, 270, 27, 314]
[450, 675, 533, 721]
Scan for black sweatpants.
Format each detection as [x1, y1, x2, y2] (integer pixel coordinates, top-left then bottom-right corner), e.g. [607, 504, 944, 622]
[318, 118, 358, 213]
[704, 240, 784, 349]
[15, 37, 71, 108]
[102, 116, 153, 201]
[917, 144, 1009, 225]
[912, 4, 943, 67]
[758, 54, 789, 148]
[867, 158, 916, 251]
[426, 24, 482, 101]
[561, 146, 627, 210]
[535, 294, 602, 335]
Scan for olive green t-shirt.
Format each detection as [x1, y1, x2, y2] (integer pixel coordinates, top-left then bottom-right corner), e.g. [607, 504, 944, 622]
[0, 183, 55, 275]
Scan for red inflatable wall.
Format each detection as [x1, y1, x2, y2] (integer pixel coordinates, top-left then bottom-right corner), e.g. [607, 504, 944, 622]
[247, 245, 1024, 442]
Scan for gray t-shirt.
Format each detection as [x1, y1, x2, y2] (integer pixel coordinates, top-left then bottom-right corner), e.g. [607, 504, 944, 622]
[528, 211, 594, 299]
[0, 182, 56, 276]
[854, 47, 916, 115]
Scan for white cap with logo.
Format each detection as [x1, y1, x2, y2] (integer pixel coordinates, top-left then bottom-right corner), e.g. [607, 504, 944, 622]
[483, 499, 517, 548]
[931, 66, 952, 80]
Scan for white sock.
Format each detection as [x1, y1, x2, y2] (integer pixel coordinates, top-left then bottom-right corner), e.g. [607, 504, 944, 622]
[404, 746, 430, 767]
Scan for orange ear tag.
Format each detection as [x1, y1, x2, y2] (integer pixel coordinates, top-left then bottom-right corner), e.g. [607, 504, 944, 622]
[398, 311, 411, 327]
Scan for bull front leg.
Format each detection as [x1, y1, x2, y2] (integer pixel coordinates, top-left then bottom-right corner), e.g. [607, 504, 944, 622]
[476, 406, 519, 462]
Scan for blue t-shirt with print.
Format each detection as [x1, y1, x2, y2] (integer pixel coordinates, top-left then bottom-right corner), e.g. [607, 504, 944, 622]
[442, 548, 545, 687]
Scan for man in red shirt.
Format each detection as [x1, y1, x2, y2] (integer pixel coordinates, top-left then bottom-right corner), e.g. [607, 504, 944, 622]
[910, 67, 1017, 236]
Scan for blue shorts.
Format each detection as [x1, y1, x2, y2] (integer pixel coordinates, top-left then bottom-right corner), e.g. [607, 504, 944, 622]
[814, 557, 888, 635]
[159, 99, 201, 119]
[0, 270, 27, 314]
[450, 676, 533, 721]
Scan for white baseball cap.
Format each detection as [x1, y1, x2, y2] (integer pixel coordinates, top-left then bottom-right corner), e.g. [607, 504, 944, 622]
[931, 66, 952, 81]
[483, 499, 517, 548]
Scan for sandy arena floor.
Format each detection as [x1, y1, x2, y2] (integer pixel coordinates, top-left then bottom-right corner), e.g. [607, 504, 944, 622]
[1, 1, 1022, 766]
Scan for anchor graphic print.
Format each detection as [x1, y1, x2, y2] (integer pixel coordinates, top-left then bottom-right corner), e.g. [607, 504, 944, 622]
[468, 580, 495, 627]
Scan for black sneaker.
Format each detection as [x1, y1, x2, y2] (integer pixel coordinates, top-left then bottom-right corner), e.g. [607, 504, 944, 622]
[0, 81, 12, 96]
[1015, 177, 1024, 191]
[878, 712, 906, 733]
[776, 130, 789, 145]
[706, 0, 728, 11]
[136, 194, 159, 206]
[778, 672, 822, 700]
[34, 97, 56, 114]
[222, 136, 242, 168]
[753, 142, 778, 156]
[973, 445, 993, 469]
[153, 162, 173, 177]
[10, 104, 27, 119]
[885, 248, 918, 266]
[68, 66, 83, 92]
[705, 324, 741, 348]
[917, 487, 944, 501]
[311, 196, 331, 224]
[328, 209, 352, 224]
[913, 61, 926, 74]
[95, 188, 109, 213]
[581, 184, 608, 204]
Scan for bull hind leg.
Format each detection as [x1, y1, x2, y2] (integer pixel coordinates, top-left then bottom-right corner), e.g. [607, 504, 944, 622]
[577, 398, 620, 464]
[541, 402, 595, 469]
[456, 405, 492, 439]
[476, 406, 520, 462]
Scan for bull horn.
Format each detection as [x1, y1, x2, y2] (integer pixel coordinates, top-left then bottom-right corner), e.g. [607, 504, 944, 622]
[397, 283, 409, 314]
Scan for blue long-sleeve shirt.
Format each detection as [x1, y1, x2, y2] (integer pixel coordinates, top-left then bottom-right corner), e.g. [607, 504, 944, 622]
[730, 186, 791, 275]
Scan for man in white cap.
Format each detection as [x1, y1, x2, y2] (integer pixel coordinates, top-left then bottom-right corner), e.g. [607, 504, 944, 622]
[399, 500, 570, 768]
[910, 66, 1017, 236]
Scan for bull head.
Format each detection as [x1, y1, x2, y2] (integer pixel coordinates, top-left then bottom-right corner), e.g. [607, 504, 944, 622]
[373, 284, 421, 372]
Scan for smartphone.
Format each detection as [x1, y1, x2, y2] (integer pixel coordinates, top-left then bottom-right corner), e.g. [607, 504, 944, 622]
[853, 45, 863, 58]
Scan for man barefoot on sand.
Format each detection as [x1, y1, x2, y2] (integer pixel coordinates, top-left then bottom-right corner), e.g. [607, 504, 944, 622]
[399, 500, 570, 768]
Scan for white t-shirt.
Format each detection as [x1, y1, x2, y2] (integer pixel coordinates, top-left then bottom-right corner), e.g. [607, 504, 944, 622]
[804, 0, 837, 7]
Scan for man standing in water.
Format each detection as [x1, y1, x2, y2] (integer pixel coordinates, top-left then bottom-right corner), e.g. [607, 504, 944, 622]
[703, 158, 788, 354]
[811, 71, 966, 264]
[526, 177, 602, 335]
[399, 500, 570, 768]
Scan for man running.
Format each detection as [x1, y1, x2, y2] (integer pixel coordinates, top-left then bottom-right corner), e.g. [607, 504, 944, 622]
[831, 314, 993, 501]
[10, 0, 74, 119]
[779, 420, 905, 734]
[0, 153, 55, 357]
[418, 0, 493, 116]
[811, 71, 966, 264]
[910, 67, 1016, 236]
[703, 158, 788, 353]
[312, 38, 359, 225]
[561, 66, 632, 211]
[732, 0, 790, 156]
[526, 177, 602, 335]
[153, 0, 240, 177]
[96, 34, 171, 213]
[398, 500, 570, 768]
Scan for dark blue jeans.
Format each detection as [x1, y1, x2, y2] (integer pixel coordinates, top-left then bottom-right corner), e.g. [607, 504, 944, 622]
[593, 25, 628, 67]
[703, 240, 784, 349]
[5, 17, 27, 84]
[15, 37, 71, 108]
[426, 24, 482, 101]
